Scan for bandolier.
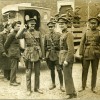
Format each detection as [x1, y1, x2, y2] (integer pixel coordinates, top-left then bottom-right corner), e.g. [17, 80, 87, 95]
[16, 18, 43, 95]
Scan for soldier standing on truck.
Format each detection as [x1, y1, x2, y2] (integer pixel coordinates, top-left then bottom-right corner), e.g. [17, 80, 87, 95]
[66, 7, 73, 23]
[65, 8, 73, 28]
[73, 6, 81, 24]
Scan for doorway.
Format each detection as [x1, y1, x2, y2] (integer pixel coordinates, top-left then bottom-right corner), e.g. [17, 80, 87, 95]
[24, 10, 40, 30]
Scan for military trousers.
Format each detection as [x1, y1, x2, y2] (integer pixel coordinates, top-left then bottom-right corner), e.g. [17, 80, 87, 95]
[46, 59, 63, 86]
[10, 58, 18, 83]
[25, 60, 40, 91]
[82, 58, 99, 89]
[4, 69, 11, 80]
[63, 62, 76, 95]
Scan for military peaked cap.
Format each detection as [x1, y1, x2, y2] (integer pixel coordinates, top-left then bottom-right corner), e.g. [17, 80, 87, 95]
[57, 14, 70, 23]
[26, 18, 37, 24]
[88, 17, 99, 22]
[47, 21, 55, 26]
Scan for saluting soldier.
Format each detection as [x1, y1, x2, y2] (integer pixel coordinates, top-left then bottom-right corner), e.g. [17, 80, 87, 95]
[79, 17, 100, 93]
[4, 21, 21, 86]
[16, 18, 43, 95]
[44, 21, 65, 92]
[58, 16, 77, 99]
[0, 23, 11, 81]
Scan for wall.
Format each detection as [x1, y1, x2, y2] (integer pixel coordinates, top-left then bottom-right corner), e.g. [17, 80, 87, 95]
[0, 0, 100, 22]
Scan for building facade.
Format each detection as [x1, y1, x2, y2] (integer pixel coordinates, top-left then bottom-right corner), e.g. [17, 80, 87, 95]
[0, 0, 100, 22]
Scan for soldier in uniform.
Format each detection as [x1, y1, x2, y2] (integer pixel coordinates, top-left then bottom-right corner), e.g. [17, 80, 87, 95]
[79, 17, 100, 93]
[58, 16, 77, 99]
[44, 21, 65, 92]
[66, 7, 73, 23]
[65, 8, 73, 28]
[73, 6, 81, 24]
[16, 18, 43, 95]
[0, 23, 11, 81]
[4, 21, 21, 86]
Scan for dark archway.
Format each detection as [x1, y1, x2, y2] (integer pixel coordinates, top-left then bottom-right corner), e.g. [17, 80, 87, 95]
[24, 10, 40, 31]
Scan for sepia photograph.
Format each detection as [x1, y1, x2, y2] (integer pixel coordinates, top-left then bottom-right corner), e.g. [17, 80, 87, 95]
[0, 0, 100, 99]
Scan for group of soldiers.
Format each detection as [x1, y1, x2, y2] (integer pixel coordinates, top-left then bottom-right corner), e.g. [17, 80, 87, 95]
[0, 7, 100, 99]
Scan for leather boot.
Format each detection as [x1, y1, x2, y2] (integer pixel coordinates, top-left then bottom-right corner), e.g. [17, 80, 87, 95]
[49, 84, 56, 90]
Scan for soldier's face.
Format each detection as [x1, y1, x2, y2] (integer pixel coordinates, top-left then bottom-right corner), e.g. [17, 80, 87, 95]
[28, 21, 36, 30]
[48, 25, 55, 32]
[14, 24, 21, 32]
[89, 20, 98, 30]
[59, 22, 67, 31]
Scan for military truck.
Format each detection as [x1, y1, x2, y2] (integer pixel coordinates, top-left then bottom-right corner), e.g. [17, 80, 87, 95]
[2, 3, 51, 57]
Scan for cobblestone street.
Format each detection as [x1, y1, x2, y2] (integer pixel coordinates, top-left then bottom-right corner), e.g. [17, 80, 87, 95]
[0, 61, 100, 99]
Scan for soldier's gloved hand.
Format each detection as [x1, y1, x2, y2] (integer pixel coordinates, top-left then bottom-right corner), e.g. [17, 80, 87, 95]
[42, 57, 46, 61]
[79, 55, 83, 60]
[2, 52, 7, 57]
[63, 61, 68, 67]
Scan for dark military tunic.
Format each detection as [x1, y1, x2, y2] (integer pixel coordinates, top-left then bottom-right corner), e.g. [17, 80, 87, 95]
[22, 30, 42, 62]
[0, 30, 11, 70]
[59, 30, 76, 95]
[44, 32, 60, 61]
[4, 30, 21, 83]
[4, 30, 21, 59]
[44, 32, 63, 86]
[79, 29, 100, 59]
[59, 31, 74, 64]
